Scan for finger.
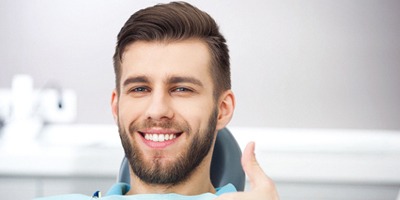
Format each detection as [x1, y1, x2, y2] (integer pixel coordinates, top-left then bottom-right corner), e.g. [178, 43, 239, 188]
[241, 142, 270, 188]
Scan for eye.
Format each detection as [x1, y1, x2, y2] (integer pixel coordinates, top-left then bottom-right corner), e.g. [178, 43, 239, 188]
[127, 86, 151, 96]
[171, 87, 193, 93]
[132, 87, 149, 92]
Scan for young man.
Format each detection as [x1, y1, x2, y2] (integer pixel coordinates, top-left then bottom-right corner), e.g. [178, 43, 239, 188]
[37, 2, 279, 199]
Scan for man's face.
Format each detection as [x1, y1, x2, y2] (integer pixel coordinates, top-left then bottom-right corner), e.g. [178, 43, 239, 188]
[112, 39, 218, 185]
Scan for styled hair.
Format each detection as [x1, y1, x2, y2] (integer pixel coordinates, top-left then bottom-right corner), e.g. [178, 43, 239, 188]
[113, 1, 230, 98]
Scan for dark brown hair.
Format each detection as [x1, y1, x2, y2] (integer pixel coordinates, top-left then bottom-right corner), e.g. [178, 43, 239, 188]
[113, 1, 230, 98]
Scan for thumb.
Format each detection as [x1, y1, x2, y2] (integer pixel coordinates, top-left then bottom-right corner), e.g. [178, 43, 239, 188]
[241, 142, 270, 189]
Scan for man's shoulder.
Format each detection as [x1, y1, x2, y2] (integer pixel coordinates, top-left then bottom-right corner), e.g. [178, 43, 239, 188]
[34, 194, 91, 200]
[215, 183, 237, 195]
[34, 183, 237, 200]
[35, 193, 217, 200]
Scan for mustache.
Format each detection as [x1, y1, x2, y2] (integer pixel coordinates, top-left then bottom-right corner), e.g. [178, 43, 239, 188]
[128, 119, 191, 134]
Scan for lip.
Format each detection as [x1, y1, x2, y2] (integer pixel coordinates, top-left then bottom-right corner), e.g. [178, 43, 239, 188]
[139, 128, 181, 135]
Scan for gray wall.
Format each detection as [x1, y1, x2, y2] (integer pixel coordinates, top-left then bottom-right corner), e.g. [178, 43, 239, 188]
[1, 0, 399, 130]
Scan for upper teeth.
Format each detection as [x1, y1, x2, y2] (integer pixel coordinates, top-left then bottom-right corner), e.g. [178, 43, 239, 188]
[144, 134, 177, 142]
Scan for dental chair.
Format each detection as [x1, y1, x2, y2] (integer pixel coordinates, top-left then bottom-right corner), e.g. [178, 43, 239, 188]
[117, 128, 246, 191]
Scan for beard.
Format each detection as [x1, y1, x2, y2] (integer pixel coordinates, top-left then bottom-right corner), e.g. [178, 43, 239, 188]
[118, 108, 218, 186]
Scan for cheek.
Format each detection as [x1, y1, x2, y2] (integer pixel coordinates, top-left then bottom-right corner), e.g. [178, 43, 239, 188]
[118, 99, 144, 125]
[172, 99, 214, 128]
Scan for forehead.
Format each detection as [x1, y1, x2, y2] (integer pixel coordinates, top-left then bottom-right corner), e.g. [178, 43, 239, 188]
[120, 39, 212, 84]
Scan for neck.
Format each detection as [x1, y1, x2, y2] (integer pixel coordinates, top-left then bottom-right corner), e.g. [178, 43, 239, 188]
[126, 154, 216, 195]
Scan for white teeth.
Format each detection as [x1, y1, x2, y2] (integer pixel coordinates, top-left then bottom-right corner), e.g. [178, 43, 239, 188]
[153, 134, 159, 142]
[159, 134, 165, 142]
[144, 134, 177, 142]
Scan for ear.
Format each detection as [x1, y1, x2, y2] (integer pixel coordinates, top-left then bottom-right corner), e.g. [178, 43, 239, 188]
[216, 90, 235, 130]
[111, 89, 119, 124]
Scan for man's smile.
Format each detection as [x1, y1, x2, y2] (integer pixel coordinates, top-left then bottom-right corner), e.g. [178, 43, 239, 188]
[144, 133, 177, 142]
[137, 128, 184, 148]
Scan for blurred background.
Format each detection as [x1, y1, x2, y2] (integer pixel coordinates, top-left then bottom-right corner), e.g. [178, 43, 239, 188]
[0, 0, 399, 199]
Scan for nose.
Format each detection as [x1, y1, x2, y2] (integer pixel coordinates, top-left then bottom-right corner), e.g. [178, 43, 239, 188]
[144, 91, 173, 120]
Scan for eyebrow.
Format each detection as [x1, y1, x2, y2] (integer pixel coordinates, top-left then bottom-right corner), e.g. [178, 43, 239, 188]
[167, 76, 204, 87]
[122, 76, 149, 87]
[122, 75, 204, 87]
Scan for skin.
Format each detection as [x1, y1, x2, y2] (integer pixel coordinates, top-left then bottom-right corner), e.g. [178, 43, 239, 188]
[111, 39, 279, 199]
[111, 39, 235, 195]
[215, 142, 280, 200]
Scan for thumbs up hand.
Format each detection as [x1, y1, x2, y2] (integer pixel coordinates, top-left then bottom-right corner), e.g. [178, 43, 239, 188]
[215, 142, 279, 200]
